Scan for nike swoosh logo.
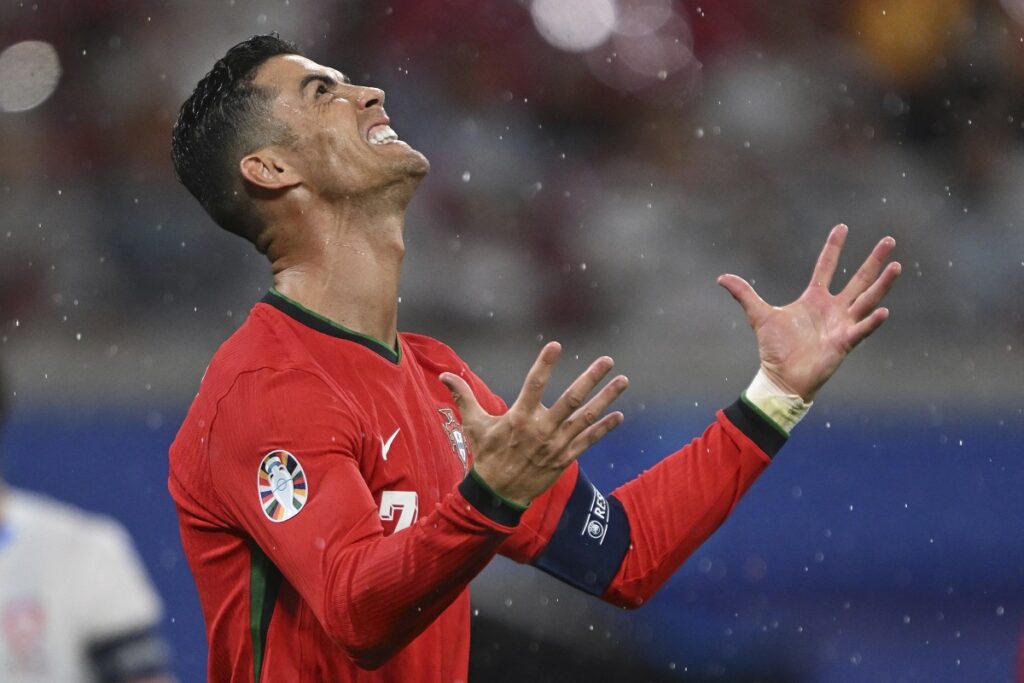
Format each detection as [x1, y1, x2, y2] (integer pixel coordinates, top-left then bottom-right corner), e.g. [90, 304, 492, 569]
[380, 428, 400, 461]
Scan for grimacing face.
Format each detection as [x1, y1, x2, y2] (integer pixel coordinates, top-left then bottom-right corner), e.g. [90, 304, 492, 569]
[252, 54, 430, 199]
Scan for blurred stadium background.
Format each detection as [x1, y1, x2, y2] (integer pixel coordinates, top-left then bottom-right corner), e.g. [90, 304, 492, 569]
[1, 0, 1022, 680]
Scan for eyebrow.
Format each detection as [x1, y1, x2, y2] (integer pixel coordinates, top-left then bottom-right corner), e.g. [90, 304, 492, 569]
[299, 72, 352, 92]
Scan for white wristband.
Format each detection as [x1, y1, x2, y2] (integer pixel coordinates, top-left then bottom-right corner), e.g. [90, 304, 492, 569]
[741, 369, 812, 435]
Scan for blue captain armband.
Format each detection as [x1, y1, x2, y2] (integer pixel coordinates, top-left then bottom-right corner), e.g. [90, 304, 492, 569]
[532, 468, 631, 596]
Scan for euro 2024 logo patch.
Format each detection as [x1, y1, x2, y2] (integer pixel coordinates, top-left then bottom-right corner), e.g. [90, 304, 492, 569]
[258, 450, 307, 522]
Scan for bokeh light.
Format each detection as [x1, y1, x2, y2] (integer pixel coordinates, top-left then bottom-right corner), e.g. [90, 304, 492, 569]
[1, 2, 1022, 681]
[530, 0, 617, 53]
[615, 0, 674, 37]
[530, 0, 699, 94]
[1000, 0, 1024, 27]
[0, 40, 61, 113]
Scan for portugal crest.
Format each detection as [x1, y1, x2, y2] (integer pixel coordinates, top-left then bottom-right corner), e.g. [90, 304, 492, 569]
[438, 408, 469, 473]
[258, 450, 308, 522]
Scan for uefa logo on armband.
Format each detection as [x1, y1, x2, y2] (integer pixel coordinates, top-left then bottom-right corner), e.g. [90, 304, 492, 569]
[258, 450, 308, 522]
[580, 487, 610, 544]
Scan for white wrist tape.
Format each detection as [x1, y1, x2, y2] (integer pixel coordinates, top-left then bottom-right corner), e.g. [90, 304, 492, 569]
[742, 369, 812, 435]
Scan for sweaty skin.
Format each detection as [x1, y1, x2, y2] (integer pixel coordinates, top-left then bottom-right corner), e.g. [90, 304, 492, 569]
[237, 53, 630, 507]
[171, 43, 902, 682]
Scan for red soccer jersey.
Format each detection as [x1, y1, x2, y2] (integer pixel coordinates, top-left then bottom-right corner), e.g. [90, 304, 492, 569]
[169, 289, 784, 682]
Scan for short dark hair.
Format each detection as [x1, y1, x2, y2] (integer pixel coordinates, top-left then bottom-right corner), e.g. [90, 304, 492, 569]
[171, 34, 301, 242]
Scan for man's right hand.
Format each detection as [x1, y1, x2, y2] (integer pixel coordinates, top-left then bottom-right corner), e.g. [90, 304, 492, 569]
[440, 342, 629, 508]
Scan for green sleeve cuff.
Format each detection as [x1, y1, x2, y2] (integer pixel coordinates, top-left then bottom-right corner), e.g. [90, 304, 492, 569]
[467, 468, 529, 512]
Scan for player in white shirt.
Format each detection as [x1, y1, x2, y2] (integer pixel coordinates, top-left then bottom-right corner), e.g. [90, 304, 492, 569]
[0, 381, 174, 682]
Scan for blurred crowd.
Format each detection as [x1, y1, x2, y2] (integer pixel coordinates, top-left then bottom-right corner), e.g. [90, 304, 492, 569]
[0, 0, 1021, 405]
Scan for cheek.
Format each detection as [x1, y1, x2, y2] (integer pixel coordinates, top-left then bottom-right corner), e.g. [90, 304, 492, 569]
[314, 118, 365, 160]
[302, 129, 370, 186]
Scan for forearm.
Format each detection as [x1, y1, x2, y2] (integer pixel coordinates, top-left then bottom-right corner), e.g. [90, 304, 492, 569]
[320, 475, 522, 668]
[601, 399, 783, 608]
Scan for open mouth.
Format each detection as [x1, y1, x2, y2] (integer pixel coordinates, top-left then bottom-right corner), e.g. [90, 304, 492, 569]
[366, 123, 399, 145]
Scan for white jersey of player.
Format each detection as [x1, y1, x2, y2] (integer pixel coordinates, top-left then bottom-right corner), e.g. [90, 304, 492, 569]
[0, 488, 166, 682]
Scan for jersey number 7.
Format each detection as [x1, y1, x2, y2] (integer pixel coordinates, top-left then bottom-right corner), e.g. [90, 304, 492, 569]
[378, 490, 419, 532]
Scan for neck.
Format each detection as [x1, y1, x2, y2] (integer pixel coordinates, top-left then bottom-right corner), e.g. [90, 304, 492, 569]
[268, 195, 406, 349]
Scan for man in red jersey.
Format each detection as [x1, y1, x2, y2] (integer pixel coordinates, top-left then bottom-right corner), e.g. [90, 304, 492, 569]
[168, 35, 900, 682]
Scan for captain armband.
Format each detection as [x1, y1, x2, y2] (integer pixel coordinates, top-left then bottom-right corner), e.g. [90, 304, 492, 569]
[531, 468, 631, 596]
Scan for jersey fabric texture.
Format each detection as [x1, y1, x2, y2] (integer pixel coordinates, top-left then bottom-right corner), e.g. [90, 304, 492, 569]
[0, 489, 169, 683]
[169, 290, 786, 682]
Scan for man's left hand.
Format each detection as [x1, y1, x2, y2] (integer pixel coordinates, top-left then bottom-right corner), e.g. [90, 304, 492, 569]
[717, 224, 901, 402]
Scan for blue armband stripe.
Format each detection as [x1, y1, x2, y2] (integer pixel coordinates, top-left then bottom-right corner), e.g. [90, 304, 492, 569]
[532, 468, 631, 596]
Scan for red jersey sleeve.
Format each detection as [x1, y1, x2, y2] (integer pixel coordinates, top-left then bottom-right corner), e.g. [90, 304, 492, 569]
[206, 367, 525, 669]
[601, 400, 779, 607]
[446, 363, 592, 568]
[441, 357, 782, 610]
[497, 396, 782, 608]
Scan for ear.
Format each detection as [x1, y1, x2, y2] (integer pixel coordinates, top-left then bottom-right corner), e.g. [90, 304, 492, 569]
[239, 150, 301, 191]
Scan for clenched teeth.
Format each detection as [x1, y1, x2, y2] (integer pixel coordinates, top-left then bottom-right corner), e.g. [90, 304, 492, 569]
[367, 124, 399, 145]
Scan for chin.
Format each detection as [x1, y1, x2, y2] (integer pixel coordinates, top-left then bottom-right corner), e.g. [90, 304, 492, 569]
[399, 145, 430, 178]
[374, 147, 429, 203]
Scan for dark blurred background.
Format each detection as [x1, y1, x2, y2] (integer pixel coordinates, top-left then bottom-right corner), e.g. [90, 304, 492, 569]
[0, 0, 1021, 681]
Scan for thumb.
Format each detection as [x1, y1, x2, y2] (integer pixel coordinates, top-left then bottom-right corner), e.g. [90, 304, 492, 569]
[717, 273, 770, 327]
[439, 372, 487, 424]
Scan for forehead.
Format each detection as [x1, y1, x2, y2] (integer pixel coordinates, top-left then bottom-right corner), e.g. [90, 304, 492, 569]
[254, 54, 348, 90]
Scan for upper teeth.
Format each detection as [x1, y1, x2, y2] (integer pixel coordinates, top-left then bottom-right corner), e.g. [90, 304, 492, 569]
[368, 125, 398, 145]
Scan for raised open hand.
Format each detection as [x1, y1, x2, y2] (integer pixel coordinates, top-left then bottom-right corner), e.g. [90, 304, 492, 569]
[717, 224, 901, 402]
[440, 342, 628, 507]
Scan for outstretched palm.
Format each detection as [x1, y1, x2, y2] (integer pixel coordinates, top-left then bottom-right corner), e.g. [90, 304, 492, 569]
[718, 225, 901, 401]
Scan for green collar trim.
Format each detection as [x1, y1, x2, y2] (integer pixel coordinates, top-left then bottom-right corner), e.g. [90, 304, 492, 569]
[262, 288, 401, 364]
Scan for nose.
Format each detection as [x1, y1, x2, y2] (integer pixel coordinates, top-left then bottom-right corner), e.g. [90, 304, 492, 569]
[358, 86, 385, 110]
